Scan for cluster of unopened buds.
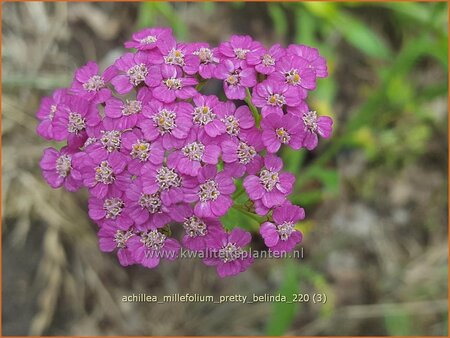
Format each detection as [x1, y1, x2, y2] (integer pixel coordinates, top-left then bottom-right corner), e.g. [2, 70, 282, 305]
[37, 28, 332, 277]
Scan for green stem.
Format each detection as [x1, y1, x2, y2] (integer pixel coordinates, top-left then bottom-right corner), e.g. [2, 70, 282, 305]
[232, 185, 246, 200]
[195, 80, 207, 91]
[245, 88, 261, 127]
[232, 203, 263, 227]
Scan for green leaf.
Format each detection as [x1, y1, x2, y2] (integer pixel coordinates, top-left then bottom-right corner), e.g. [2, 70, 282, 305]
[303, 3, 391, 59]
[201, 2, 216, 14]
[334, 12, 391, 59]
[291, 190, 322, 207]
[302, 2, 339, 18]
[220, 206, 261, 232]
[282, 148, 306, 173]
[266, 261, 300, 335]
[137, 3, 155, 29]
[384, 312, 413, 336]
[137, 2, 186, 39]
[295, 6, 316, 46]
[268, 4, 288, 38]
[154, 2, 186, 40]
[221, 207, 246, 231]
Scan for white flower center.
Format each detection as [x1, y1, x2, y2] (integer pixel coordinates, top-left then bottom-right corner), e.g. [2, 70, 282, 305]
[67, 112, 86, 134]
[139, 192, 162, 214]
[183, 216, 207, 238]
[121, 100, 142, 116]
[56, 154, 71, 178]
[114, 230, 134, 248]
[237, 141, 256, 164]
[95, 161, 115, 184]
[182, 142, 205, 161]
[259, 169, 279, 191]
[153, 108, 176, 134]
[198, 179, 220, 202]
[127, 63, 148, 86]
[104, 197, 124, 219]
[194, 47, 214, 64]
[276, 128, 291, 144]
[140, 35, 157, 44]
[303, 110, 318, 133]
[83, 75, 105, 92]
[267, 93, 286, 107]
[100, 130, 121, 152]
[193, 105, 216, 126]
[234, 48, 250, 60]
[262, 53, 275, 66]
[156, 166, 181, 190]
[164, 77, 182, 90]
[222, 115, 240, 136]
[226, 71, 240, 86]
[140, 230, 166, 250]
[277, 221, 294, 241]
[219, 243, 243, 263]
[285, 69, 301, 85]
[164, 48, 185, 66]
[49, 104, 57, 120]
[130, 141, 151, 162]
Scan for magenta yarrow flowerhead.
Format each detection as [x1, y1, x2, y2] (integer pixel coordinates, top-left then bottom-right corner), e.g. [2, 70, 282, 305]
[260, 202, 304, 252]
[83, 118, 125, 161]
[98, 223, 136, 266]
[124, 27, 172, 51]
[168, 131, 221, 176]
[222, 135, 263, 178]
[37, 27, 333, 277]
[299, 110, 333, 150]
[139, 100, 193, 149]
[287, 44, 328, 78]
[151, 35, 200, 75]
[270, 55, 317, 94]
[88, 190, 134, 230]
[243, 154, 295, 212]
[252, 79, 302, 117]
[125, 178, 172, 230]
[127, 230, 180, 268]
[214, 102, 255, 138]
[261, 113, 303, 153]
[36, 88, 68, 140]
[146, 64, 197, 102]
[183, 165, 235, 219]
[52, 95, 99, 148]
[191, 95, 226, 137]
[203, 228, 254, 277]
[247, 43, 286, 75]
[192, 42, 220, 79]
[111, 52, 153, 94]
[214, 59, 257, 100]
[140, 161, 188, 206]
[219, 35, 264, 68]
[40, 146, 83, 192]
[71, 61, 115, 103]
[104, 87, 152, 130]
[77, 150, 130, 199]
[121, 128, 164, 175]
[171, 204, 222, 251]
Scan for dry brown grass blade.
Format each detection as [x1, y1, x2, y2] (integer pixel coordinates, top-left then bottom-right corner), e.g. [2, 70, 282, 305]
[29, 228, 66, 335]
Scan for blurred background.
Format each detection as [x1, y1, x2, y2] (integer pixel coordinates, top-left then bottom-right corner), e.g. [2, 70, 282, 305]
[2, 1, 448, 336]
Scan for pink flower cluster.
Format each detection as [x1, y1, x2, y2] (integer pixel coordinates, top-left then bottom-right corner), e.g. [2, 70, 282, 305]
[37, 28, 332, 277]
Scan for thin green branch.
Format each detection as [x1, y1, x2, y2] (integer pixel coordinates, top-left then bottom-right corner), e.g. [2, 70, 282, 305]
[245, 88, 261, 127]
[232, 203, 263, 229]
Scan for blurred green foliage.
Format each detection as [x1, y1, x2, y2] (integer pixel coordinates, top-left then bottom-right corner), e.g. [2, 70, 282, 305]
[137, 1, 448, 335]
[269, 2, 447, 336]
